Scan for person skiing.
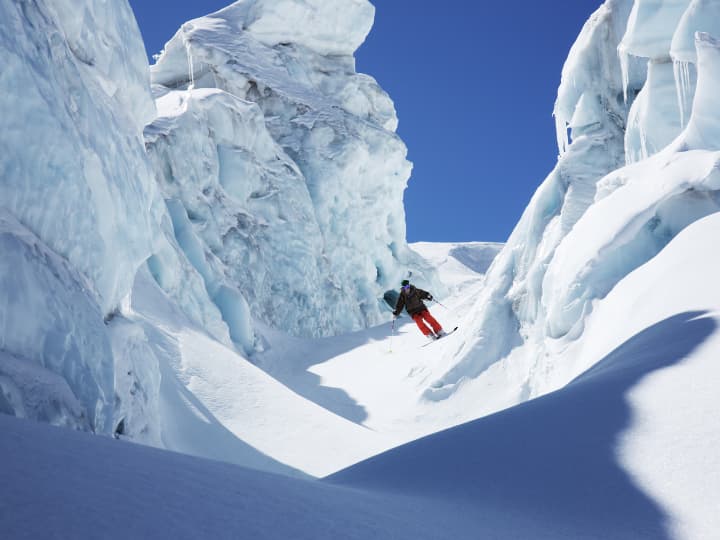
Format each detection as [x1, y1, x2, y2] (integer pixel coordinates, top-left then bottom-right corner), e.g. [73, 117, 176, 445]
[393, 279, 447, 341]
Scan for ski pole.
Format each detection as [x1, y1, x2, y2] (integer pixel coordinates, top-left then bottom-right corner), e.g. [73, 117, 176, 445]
[432, 299, 450, 310]
[389, 317, 396, 354]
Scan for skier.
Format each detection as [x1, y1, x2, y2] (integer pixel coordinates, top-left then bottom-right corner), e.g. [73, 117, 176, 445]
[393, 279, 447, 341]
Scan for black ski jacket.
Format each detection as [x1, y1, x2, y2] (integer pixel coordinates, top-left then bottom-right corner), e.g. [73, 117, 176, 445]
[393, 285, 432, 316]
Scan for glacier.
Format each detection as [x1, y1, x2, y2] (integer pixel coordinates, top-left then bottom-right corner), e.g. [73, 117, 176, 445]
[426, 0, 720, 411]
[0, 0, 158, 314]
[146, 0, 437, 339]
[0, 0, 163, 435]
[1, 0, 720, 537]
[0, 0, 435, 444]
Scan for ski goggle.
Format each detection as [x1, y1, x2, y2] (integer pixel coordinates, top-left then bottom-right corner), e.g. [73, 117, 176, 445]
[402, 284, 411, 290]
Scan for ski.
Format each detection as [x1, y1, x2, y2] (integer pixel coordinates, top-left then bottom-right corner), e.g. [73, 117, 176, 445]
[420, 326, 458, 348]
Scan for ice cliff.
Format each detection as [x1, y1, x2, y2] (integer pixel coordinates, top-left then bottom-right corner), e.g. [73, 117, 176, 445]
[0, 0, 162, 436]
[0, 0, 431, 439]
[146, 0, 433, 339]
[428, 0, 720, 404]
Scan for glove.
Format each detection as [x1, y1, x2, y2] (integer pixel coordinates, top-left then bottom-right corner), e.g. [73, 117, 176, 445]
[427, 295, 433, 301]
[392, 312, 399, 318]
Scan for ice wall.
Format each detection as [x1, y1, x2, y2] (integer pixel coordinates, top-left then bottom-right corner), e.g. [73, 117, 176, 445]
[620, 0, 692, 159]
[0, 1, 163, 436]
[0, 0, 158, 313]
[423, 0, 637, 400]
[0, 0, 436, 448]
[427, 0, 720, 404]
[148, 0, 434, 337]
[0, 212, 113, 432]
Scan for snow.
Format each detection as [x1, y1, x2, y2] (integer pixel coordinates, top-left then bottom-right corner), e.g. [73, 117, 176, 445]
[562, 213, 720, 540]
[128, 266, 394, 477]
[0, 413, 478, 540]
[3, 211, 719, 538]
[1, 0, 720, 538]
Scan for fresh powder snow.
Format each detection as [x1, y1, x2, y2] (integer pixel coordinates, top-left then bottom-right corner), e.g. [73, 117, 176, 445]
[1, 0, 720, 539]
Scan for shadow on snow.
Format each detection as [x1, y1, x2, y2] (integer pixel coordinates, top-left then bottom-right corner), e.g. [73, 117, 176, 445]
[143, 322, 307, 479]
[254, 320, 405, 426]
[328, 311, 716, 539]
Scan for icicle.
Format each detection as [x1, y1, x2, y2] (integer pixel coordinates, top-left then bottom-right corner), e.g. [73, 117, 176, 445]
[673, 59, 694, 128]
[182, 24, 195, 90]
[619, 47, 631, 104]
[555, 113, 569, 155]
[638, 123, 649, 162]
[185, 41, 195, 90]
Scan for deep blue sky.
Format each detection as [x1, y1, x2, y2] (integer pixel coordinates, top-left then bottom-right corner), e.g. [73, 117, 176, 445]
[130, 1, 601, 243]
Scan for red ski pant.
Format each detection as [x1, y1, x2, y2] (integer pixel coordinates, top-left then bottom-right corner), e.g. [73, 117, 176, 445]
[411, 309, 442, 336]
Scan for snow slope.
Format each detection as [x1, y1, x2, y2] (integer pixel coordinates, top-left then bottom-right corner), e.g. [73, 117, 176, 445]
[334, 211, 720, 540]
[128, 266, 393, 478]
[119, 241, 495, 476]
[0, 413, 478, 540]
[253, 241, 500, 443]
[3, 213, 718, 538]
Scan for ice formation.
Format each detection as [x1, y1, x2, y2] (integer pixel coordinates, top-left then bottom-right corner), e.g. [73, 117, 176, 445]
[0, 0, 164, 435]
[0, 0, 158, 313]
[0, 211, 113, 433]
[423, 0, 638, 400]
[0, 0, 434, 443]
[428, 1, 720, 406]
[147, 0, 435, 338]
